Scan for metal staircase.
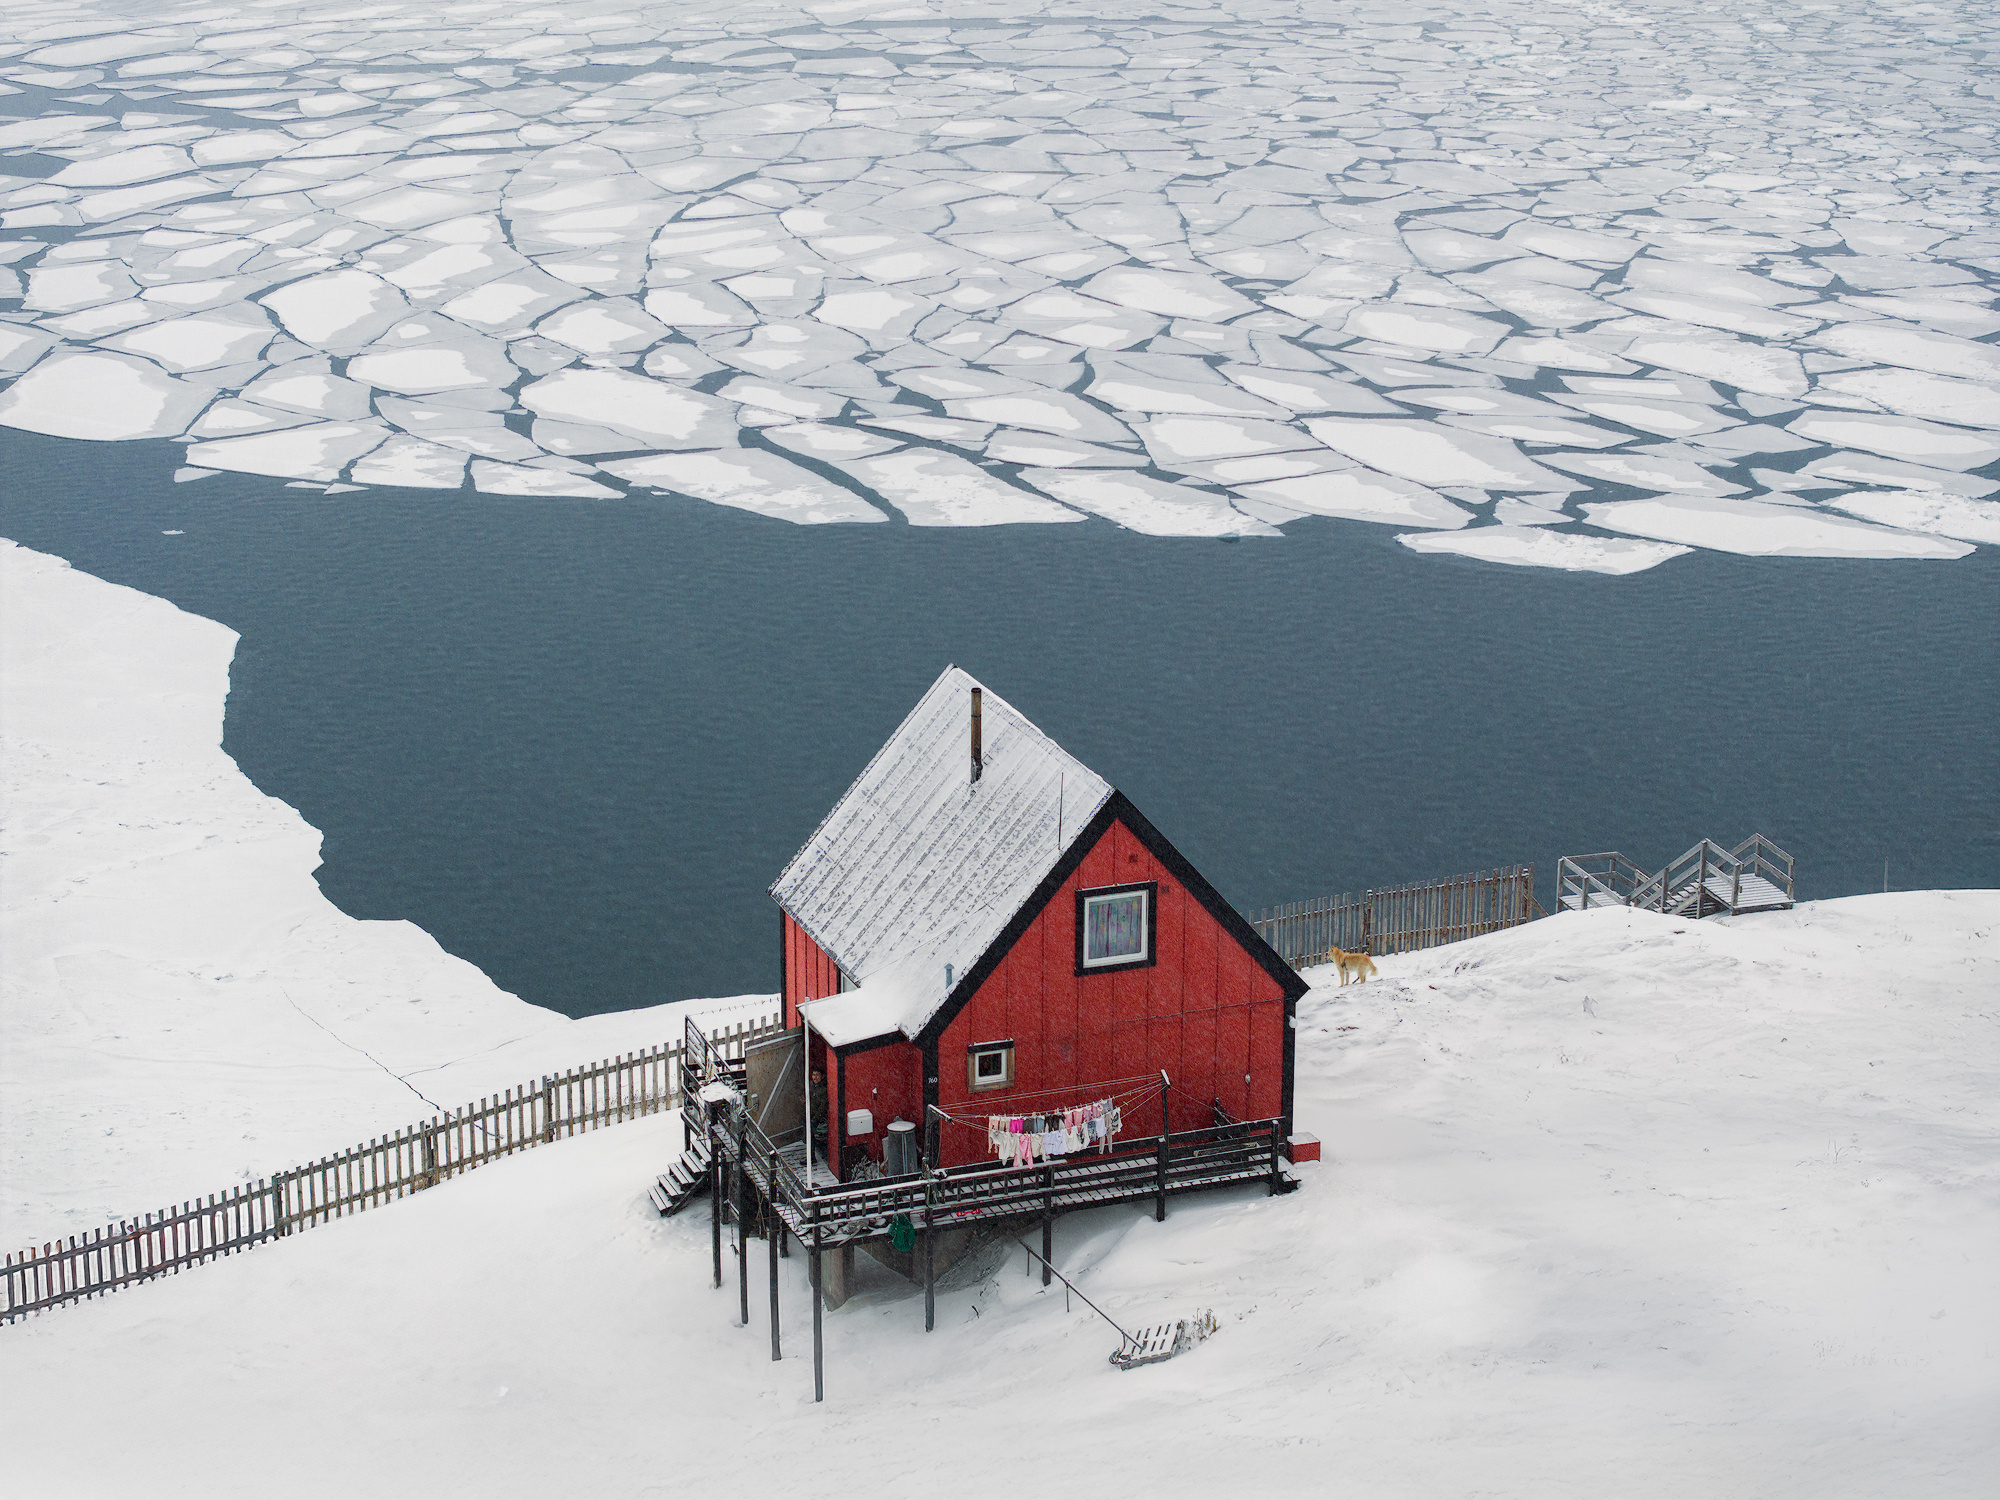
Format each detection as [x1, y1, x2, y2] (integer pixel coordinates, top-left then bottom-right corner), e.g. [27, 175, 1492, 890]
[1557, 835, 1794, 920]
[650, 1132, 715, 1217]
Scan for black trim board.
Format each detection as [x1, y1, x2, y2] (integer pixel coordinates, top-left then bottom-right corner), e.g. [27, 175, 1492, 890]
[829, 1029, 905, 1058]
[914, 790, 1309, 1051]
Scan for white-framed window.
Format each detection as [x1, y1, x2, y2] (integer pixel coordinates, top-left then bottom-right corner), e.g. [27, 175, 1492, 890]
[1077, 882, 1155, 972]
[968, 1039, 1015, 1092]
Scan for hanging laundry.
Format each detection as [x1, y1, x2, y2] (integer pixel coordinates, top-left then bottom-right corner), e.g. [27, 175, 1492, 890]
[986, 1096, 1126, 1165]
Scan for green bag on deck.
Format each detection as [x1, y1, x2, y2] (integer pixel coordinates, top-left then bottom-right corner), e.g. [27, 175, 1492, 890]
[889, 1213, 915, 1253]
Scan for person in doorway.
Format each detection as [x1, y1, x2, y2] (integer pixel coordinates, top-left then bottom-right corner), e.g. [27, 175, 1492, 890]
[809, 1068, 828, 1164]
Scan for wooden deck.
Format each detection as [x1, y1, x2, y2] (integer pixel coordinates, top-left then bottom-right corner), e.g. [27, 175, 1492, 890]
[704, 1085, 1288, 1249]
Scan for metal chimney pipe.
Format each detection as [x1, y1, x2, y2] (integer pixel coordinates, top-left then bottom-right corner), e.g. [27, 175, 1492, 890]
[970, 686, 983, 784]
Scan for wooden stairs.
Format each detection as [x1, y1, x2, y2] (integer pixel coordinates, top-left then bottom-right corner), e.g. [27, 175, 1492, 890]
[1557, 835, 1795, 920]
[649, 1133, 713, 1217]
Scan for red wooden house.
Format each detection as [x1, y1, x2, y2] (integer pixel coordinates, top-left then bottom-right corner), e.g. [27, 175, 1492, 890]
[771, 666, 1308, 1178]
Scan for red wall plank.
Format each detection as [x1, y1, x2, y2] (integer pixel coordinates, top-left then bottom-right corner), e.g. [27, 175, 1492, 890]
[782, 913, 841, 1027]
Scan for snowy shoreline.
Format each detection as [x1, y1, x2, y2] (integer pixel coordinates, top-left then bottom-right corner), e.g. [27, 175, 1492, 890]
[0, 538, 771, 1243]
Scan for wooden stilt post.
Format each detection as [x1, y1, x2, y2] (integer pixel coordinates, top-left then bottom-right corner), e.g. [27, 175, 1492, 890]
[736, 1116, 750, 1328]
[709, 1115, 722, 1291]
[768, 1194, 782, 1361]
[922, 1167, 936, 1333]
[1155, 1069, 1170, 1223]
[810, 1222, 824, 1404]
[1041, 1165, 1054, 1288]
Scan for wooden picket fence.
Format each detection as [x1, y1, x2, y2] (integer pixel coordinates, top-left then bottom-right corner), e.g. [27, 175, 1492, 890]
[3, 1011, 783, 1324]
[1251, 865, 1539, 969]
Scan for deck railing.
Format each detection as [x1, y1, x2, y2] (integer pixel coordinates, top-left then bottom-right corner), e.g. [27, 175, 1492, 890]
[3, 1011, 783, 1323]
[690, 1019, 1286, 1245]
[1250, 864, 1538, 968]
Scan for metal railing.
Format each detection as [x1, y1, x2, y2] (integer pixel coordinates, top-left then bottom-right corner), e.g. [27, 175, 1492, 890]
[1558, 835, 1795, 919]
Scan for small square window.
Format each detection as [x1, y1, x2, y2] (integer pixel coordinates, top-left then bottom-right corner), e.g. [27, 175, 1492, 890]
[1077, 883, 1155, 973]
[967, 1040, 1015, 1092]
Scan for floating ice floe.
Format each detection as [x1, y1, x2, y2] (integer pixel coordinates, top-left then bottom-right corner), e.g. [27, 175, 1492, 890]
[1021, 469, 1278, 537]
[1810, 370, 2000, 432]
[761, 423, 902, 461]
[350, 435, 469, 490]
[1221, 368, 1407, 415]
[0, 351, 211, 441]
[1397, 526, 1693, 575]
[1825, 493, 2000, 546]
[1540, 450, 1746, 497]
[1797, 452, 1998, 498]
[1787, 412, 2000, 473]
[1305, 419, 1580, 493]
[468, 460, 620, 499]
[261, 271, 410, 349]
[1493, 497, 1574, 527]
[945, 390, 1133, 445]
[1620, 334, 1809, 399]
[521, 369, 738, 451]
[1814, 324, 2000, 383]
[186, 420, 389, 482]
[1135, 416, 1319, 466]
[1581, 497, 1974, 559]
[604, 447, 883, 524]
[1237, 470, 1472, 530]
[104, 312, 274, 376]
[837, 449, 1080, 527]
[1342, 305, 1505, 356]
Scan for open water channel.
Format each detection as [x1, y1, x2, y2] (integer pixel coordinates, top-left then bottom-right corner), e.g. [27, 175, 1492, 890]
[5, 427, 1993, 1015]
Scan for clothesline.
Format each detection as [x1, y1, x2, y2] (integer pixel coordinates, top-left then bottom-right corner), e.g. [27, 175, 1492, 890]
[932, 1076, 1165, 1132]
[981, 1094, 1133, 1168]
[932, 1073, 1162, 1114]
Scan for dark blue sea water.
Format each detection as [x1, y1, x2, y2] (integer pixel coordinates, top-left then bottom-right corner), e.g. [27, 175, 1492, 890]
[5, 429, 1995, 1016]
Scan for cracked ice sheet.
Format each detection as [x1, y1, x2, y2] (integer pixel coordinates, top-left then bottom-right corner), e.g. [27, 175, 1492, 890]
[0, 0, 1994, 571]
[1398, 527, 1692, 576]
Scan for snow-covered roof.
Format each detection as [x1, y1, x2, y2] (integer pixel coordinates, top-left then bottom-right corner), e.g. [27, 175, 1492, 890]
[773, 666, 1113, 1045]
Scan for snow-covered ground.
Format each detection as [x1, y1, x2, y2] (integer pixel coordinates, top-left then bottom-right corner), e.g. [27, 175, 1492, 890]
[0, 539, 771, 1243]
[4, 892, 1994, 1498]
[1, 0, 1996, 568]
[3, 546, 1995, 1496]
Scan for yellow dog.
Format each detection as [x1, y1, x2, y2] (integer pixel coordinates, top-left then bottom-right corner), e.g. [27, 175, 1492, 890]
[1326, 946, 1377, 985]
